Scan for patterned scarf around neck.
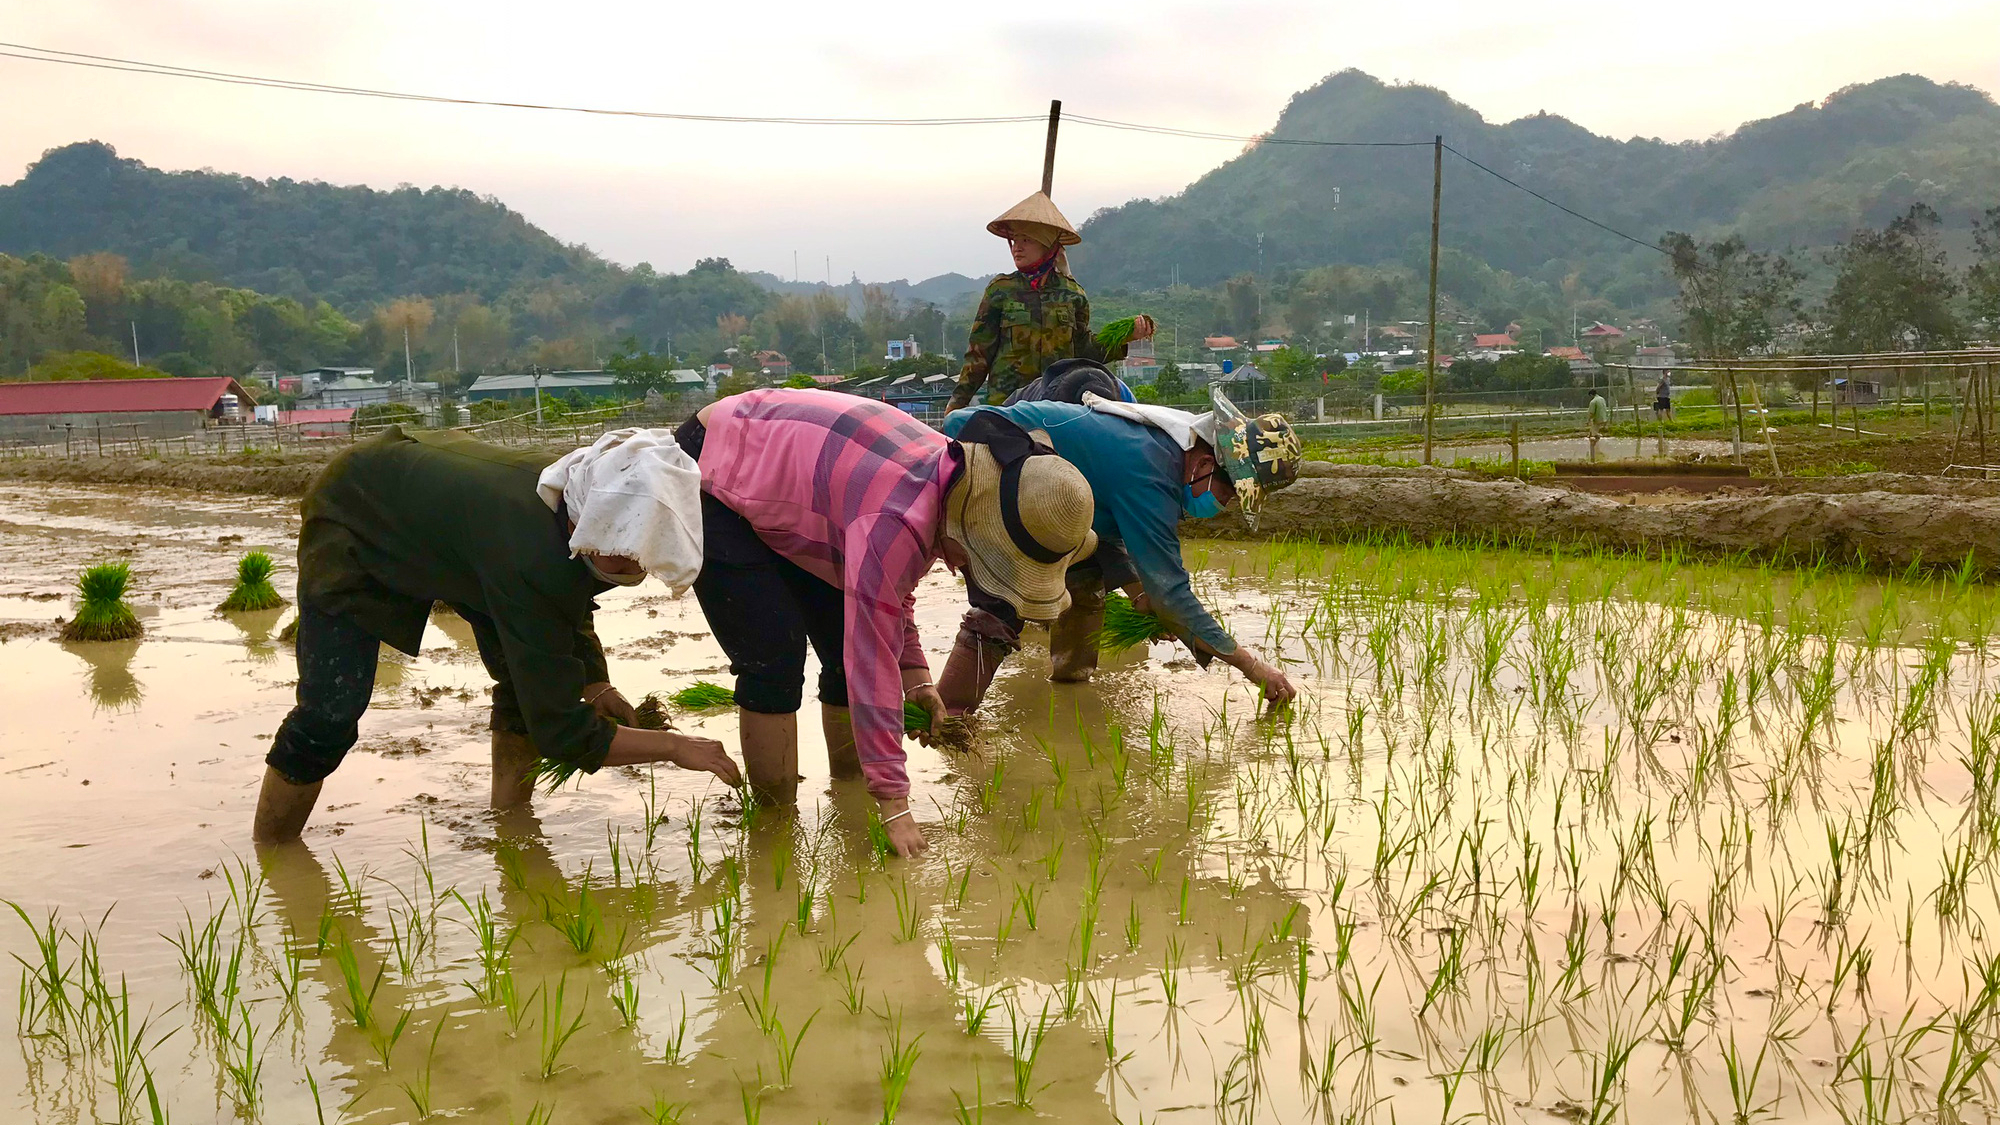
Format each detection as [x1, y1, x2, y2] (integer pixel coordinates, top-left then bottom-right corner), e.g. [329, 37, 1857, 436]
[1020, 244, 1061, 290]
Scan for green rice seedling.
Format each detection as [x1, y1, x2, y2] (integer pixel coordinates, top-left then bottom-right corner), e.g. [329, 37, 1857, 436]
[878, 1008, 924, 1123]
[739, 1071, 765, 1125]
[838, 961, 867, 1015]
[1013, 880, 1043, 931]
[610, 960, 643, 1027]
[538, 971, 589, 1079]
[1007, 998, 1053, 1107]
[647, 1095, 691, 1124]
[218, 550, 286, 611]
[960, 985, 1001, 1037]
[1093, 315, 1140, 352]
[329, 933, 383, 1031]
[61, 561, 142, 642]
[398, 1019, 446, 1120]
[1097, 592, 1175, 654]
[1720, 1030, 1774, 1125]
[1160, 934, 1184, 1008]
[221, 1000, 265, 1115]
[545, 876, 604, 955]
[951, 1074, 987, 1125]
[816, 930, 858, 974]
[890, 877, 921, 942]
[1125, 901, 1142, 951]
[772, 1008, 818, 1088]
[661, 998, 691, 1065]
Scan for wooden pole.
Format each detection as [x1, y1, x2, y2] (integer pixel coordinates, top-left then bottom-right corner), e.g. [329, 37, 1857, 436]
[1422, 135, 1442, 466]
[1040, 100, 1062, 197]
[1510, 417, 1520, 477]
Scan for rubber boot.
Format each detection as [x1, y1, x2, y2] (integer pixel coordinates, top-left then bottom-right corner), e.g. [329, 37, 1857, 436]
[822, 704, 862, 780]
[252, 765, 324, 845]
[739, 710, 801, 806]
[937, 633, 1012, 715]
[490, 729, 538, 808]
[1048, 580, 1106, 684]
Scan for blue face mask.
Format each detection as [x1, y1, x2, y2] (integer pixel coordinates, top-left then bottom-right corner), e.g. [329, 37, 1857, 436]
[1182, 483, 1225, 519]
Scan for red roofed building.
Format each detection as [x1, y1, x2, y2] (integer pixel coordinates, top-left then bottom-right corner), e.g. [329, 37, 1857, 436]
[278, 407, 355, 437]
[0, 377, 254, 447]
[1581, 323, 1626, 342]
[1472, 333, 1517, 349]
[1204, 336, 1241, 352]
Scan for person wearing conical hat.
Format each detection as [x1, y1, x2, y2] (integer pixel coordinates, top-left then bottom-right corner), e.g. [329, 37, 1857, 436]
[944, 191, 1156, 412]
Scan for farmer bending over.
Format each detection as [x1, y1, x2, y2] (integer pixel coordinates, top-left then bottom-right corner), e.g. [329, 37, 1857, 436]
[253, 426, 741, 844]
[678, 388, 1096, 858]
[937, 385, 1303, 713]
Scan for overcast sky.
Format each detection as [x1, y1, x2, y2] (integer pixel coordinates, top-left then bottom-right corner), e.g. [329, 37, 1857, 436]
[4, 0, 1997, 281]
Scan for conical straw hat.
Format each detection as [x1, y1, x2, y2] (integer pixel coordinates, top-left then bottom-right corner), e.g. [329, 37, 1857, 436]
[987, 192, 1081, 246]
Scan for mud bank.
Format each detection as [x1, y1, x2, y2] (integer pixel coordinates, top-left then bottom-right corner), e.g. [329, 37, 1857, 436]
[0, 451, 331, 497]
[1207, 473, 2000, 573]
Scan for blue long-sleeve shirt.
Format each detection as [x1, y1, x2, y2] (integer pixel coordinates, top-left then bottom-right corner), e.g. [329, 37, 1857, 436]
[941, 401, 1235, 655]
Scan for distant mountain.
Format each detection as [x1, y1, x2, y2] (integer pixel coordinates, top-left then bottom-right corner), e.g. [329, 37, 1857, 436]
[1075, 71, 2000, 304]
[0, 141, 607, 310]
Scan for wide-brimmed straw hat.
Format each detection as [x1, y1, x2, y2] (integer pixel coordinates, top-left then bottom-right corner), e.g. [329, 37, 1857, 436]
[945, 439, 1097, 622]
[987, 191, 1081, 247]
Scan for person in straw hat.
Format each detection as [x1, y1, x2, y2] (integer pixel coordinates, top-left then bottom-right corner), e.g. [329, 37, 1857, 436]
[935, 385, 1304, 713]
[944, 191, 1156, 412]
[678, 387, 1095, 858]
[253, 425, 742, 844]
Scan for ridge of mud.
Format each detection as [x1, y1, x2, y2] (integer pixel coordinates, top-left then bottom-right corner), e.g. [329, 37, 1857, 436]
[0, 453, 332, 497]
[1205, 475, 2000, 573]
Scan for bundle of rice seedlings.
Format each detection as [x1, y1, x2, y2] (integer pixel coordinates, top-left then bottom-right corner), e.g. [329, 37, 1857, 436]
[669, 680, 976, 751]
[218, 550, 287, 612]
[277, 614, 299, 644]
[60, 562, 143, 643]
[668, 680, 738, 712]
[631, 691, 672, 730]
[534, 691, 674, 793]
[1094, 316, 1140, 352]
[1096, 591, 1172, 654]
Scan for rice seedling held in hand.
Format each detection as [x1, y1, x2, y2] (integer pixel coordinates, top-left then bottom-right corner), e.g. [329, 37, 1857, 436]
[218, 550, 287, 612]
[1097, 592, 1173, 654]
[1093, 315, 1141, 352]
[61, 561, 143, 642]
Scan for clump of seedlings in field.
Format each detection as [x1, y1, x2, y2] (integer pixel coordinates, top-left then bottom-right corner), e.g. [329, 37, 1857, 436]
[60, 561, 142, 641]
[217, 549, 286, 612]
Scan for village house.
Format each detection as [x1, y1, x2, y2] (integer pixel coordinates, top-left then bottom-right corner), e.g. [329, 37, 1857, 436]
[0, 377, 256, 447]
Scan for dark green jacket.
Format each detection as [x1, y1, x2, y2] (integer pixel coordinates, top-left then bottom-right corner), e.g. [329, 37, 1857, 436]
[296, 427, 615, 769]
[946, 272, 1129, 410]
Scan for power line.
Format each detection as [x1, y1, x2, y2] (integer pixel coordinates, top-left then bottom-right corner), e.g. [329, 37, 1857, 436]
[0, 42, 1044, 127]
[1442, 144, 1666, 255]
[0, 39, 1666, 252]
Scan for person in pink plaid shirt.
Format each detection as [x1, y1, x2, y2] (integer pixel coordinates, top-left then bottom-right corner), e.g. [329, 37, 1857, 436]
[677, 389, 1096, 856]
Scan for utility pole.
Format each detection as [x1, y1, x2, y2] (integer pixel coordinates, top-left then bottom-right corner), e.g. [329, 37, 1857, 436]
[453, 327, 461, 376]
[1041, 100, 1063, 196]
[403, 325, 415, 388]
[130, 322, 140, 366]
[1422, 135, 1442, 466]
[532, 366, 545, 426]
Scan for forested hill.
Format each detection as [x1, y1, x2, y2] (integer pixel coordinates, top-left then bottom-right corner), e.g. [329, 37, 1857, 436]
[1074, 71, 2000, 306]
[0, 141, 606, 310]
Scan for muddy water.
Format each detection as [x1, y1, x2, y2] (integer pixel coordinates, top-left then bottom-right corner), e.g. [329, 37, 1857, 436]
[3, 483, 1997, 1124]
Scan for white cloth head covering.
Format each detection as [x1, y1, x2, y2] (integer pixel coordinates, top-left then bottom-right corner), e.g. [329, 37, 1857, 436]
[1080, 391, 1217, 451]
[536, 428, 703, 593]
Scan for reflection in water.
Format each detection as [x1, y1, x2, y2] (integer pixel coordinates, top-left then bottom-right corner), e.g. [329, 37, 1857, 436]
[222, 606, 287, 662]
[63, 637, 142, 709]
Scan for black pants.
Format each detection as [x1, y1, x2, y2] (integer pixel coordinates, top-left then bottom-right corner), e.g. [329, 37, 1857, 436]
[676, 416, 850, 715]
[266, 604, 529, 785]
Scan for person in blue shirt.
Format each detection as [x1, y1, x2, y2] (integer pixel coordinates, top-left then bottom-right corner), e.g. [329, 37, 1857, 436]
[936, 385, 1303, 713]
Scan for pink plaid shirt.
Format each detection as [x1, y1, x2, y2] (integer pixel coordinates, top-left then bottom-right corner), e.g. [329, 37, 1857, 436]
[697, 389, 952, 798]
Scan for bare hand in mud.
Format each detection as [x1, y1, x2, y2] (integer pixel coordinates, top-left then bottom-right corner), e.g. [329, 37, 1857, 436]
[879, 799, 929, 858]
[668, 733, 742, 786]
[584, 682, 638, 726]
[906, 684, 948, 745]
[1248, 657, 1297, 710]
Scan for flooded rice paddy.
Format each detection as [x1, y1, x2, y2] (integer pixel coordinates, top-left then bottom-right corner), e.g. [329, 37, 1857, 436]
[6, 482, 2000, 1124]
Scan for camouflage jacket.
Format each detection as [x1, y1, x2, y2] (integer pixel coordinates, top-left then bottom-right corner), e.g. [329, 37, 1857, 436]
[946, 272, 1129, 410]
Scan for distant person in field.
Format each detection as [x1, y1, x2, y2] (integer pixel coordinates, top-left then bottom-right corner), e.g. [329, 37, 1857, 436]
[1588, 388, 1610, 459]
[936, 384, 1303, 713]
[253, 427, 741, 845]
[1655, 374, 1673, 421]
[944, 191, 1155, 411]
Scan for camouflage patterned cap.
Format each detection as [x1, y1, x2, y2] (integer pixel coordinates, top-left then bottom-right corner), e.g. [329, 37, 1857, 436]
[1208, 386, 1303, 527]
